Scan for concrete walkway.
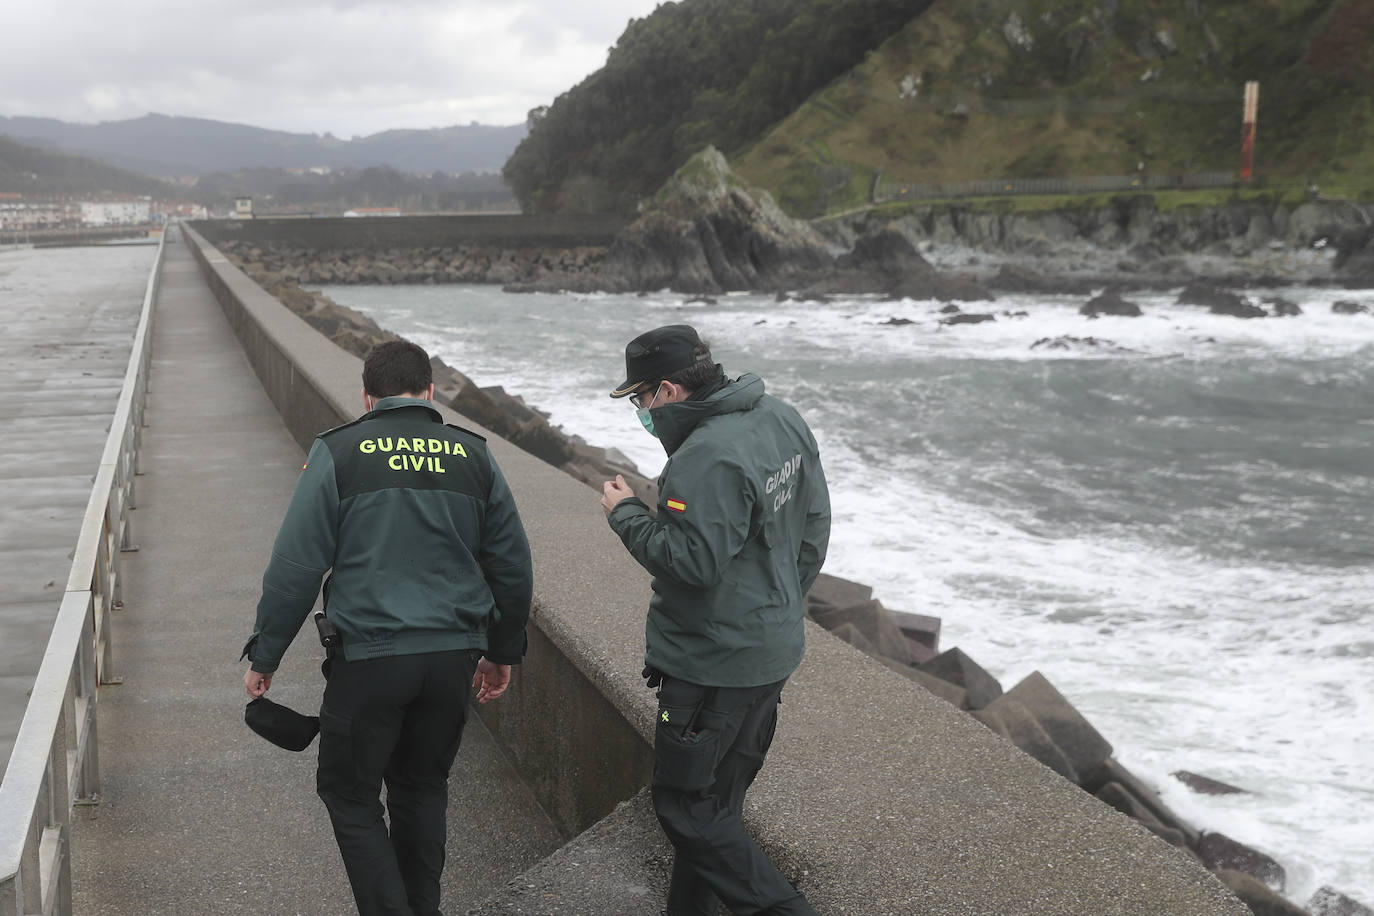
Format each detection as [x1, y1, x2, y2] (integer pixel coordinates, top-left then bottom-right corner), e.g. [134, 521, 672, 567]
[68, 236, 563, 914]
[0, 243, 154, 780]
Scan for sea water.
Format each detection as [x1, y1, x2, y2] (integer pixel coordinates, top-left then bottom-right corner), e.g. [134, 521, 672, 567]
[319, 282, 1374, 905]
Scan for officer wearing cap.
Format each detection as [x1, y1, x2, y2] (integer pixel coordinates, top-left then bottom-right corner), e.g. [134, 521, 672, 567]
[602, 325, 831, 915]
[241, 339, 532, 916]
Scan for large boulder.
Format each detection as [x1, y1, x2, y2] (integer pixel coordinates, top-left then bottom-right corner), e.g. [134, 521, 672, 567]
[592, 147, 832, 294]
[798, 228, 995, 301]
[1308, 886, 1374, 916]
[1176, 282, 1265, 317]
[1080, 289, 1143, 317]
[1195, 832, 1286, 888]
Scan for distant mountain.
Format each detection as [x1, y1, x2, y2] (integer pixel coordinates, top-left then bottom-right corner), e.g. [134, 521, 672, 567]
[0, 114, 526, 178]
[0, 134, 176, 196]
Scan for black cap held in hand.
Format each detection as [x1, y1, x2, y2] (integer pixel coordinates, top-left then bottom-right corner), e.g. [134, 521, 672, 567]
[610, 325, 702, 398]
[245, 697, 320, 752]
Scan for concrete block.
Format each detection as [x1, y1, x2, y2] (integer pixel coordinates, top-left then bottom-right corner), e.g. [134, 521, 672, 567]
[975, 699, 1078, 782]
[999, 671, 1113, 777]
[805, 573, 872, 611]
[1095, 781, 1190, 849]
[917, 647, 1003, 709]
[876, 656, 968, 709]
[889, 608, 941, 651]
[808, 598, 913, 665]
[1085, 757, 1201, 847]
[1214, 870, 1306, 916]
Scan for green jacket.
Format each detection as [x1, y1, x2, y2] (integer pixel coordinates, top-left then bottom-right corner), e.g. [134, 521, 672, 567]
[246, 397, 532, 672]
[608, 373, 830, 687]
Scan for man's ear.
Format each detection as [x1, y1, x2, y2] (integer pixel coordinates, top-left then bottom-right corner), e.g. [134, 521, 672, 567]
[361, 387, 373, 413]
[425, 382, 435, 402]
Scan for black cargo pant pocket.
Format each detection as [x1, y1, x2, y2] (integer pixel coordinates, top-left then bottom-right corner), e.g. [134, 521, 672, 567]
[316, 707, 356, 796]
[652, 679, 726, 793]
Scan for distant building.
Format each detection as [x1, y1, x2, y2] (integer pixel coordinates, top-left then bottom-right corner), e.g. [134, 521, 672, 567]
[343, 206, 402, 217]
[0, 195, 82, 230]
[233, 197, 254, 219]
[152, 200, 208, 222]
[81, 199, 151, 226]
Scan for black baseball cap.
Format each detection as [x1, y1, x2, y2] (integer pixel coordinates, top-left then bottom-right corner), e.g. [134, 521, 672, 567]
[244, 697, 320, 752]
[610, 325, 702, 398]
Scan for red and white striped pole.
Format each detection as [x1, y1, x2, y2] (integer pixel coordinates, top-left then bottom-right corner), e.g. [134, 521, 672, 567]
[1240, 81, 1259, 182]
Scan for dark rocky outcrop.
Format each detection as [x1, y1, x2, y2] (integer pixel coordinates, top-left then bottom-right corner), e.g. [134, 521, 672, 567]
[1173, 770, 1250, 796]
[1196, 832, 1286, 888]
[1263, 296, 1303, 317]
[989, 263, 1095, 295]
[1332, 300, 1370, 315]
[1030, 335, 1136, 354]
[940, 312, 996, 326]
[791, 228, 994, 302]
[1177, 283, 1266, 318]
[1080, 289, 1143, 317]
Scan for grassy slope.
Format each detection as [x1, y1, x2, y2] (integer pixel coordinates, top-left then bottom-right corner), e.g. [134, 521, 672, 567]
[734, 0, 1374, 216]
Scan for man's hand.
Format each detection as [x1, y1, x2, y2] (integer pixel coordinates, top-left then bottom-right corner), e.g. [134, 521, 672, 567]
[472, 658, 511, 704]
[244, 669, 273, 698]
[601, 474, 634, 517]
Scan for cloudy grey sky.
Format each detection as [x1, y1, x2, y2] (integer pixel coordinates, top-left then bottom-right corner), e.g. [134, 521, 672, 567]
[2, 0, 667, 137]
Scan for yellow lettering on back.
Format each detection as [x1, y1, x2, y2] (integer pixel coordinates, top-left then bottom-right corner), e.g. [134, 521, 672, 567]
[412, 437, 426, 453]
[377, 437, 393, 453]
[428, 438, 443, 454]
[388, 455, 403, 470]
[359, 439, 376, 454]
[395, 437, 412, 452]
[453, 442, 467, 458]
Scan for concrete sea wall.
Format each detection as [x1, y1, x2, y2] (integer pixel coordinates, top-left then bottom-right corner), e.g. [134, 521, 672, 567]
[180, 223, 1248, 915]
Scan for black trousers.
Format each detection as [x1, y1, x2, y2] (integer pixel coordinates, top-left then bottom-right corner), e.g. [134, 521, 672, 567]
[651, 676, 818, 916]
[316, 649, 479, 916]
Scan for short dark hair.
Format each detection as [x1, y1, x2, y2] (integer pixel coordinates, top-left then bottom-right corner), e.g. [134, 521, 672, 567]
[664, 341, 718, 392]
[363, 339, 432, 398]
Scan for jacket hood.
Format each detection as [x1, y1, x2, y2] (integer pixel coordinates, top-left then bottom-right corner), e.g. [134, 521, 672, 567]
[654, 373, 765, 456]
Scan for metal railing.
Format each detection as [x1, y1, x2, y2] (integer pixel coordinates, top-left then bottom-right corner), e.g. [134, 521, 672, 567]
[0, 228, 165, 915]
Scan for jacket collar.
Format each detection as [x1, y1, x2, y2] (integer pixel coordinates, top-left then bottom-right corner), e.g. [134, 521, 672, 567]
[653, 373, 765, 456]
[366, 396, 444, 423]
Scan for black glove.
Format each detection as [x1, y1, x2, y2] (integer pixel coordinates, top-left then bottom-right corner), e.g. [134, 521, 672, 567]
[642, 665, 664, 689]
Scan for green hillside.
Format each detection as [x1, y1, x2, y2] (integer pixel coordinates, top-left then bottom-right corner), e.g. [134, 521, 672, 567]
[0, 134, 175, 197]
[735, 0, 1374, 215]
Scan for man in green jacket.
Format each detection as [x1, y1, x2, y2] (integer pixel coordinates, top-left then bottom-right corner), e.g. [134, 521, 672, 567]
[242, 339, 532, 916]
[601, 325, 830, 916]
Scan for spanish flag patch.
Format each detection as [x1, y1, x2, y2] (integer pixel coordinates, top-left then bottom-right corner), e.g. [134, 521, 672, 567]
[666, 498, 687, 514]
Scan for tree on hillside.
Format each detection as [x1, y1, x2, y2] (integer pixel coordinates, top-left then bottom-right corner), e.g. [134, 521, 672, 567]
[502, 0, 934, 215]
